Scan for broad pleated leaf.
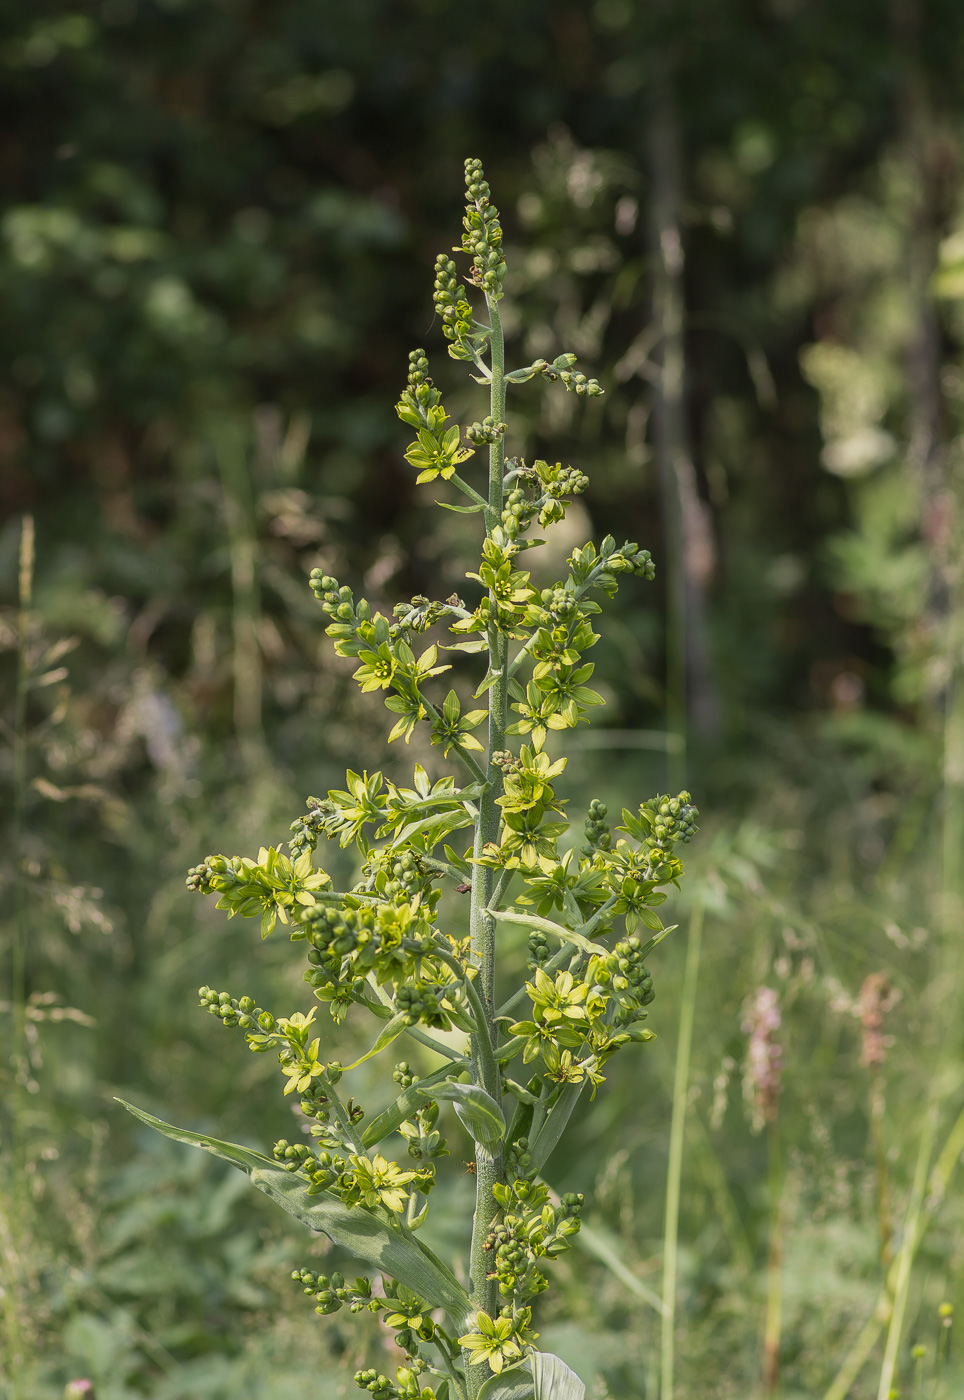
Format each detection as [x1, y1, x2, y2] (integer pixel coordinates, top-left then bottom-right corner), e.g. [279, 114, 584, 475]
[117, 1100, 472, 1327]
[531, 1352, 586, 1400]
[478, 1359, 534, 1400]
[415, 1081, 505, 1146]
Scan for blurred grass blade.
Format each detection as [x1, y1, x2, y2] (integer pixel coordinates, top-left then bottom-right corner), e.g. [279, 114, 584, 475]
[823, 1097, 964, 1400]
[876, 1102, 939, 1400]
[531, 1352, 585, 1400]
[416, 1081, 505, 1146]
[574, 1220, 666, 1316]
[117, 1100, 472, 1327]
[661, 896, 705, 1400]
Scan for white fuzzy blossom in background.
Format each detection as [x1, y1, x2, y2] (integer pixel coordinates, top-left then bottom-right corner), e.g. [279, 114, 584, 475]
[742, 986, 783, 1134]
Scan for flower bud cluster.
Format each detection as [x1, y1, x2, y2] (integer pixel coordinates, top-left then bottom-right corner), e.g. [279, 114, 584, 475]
[393, 1060, 416, 1089]
[505, 1133, 533, 1178]
[308, 572, 374, 660]
[500, 486, 539, 541]
[288, 796, 328, 858]
[465, 416, 507, 446]
[582, 798, 611, 855]
[525, 930, 550, 970]
[433, 253, 480, 364]
[184, 845, 330, 937]
[354, 1371, 399, 1400]
[567, 537, 656, 598]
[394, 981, 448, 1029]
[354, 1363, 442, 1400]
[300, 898, 467, 1031]
[638, 792, 699, 856]
[589, 936, 655, 1016]
[536, 478, 590, 531]
[397, 1096, 447, 1164]
[403, 350, 440, 413]
[462, 157, 506, 300]
[391, 595, 449, 635]
[485, 1177, 583, 1306]
[497, 458, 590, 541]
[198, 985, 274, 1032]
[293, 1267, 376, 1317]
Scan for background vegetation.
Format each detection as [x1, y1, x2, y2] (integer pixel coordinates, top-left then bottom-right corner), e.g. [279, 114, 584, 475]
[2, 1, 964, 1396]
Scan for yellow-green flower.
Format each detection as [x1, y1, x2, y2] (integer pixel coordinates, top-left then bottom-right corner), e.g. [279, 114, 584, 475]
[348, 1153, 417, 1213]
[458, 1308, 533, 1373]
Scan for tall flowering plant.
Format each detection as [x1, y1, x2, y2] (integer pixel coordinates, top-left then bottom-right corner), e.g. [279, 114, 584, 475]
[122, 160, 698, 1400]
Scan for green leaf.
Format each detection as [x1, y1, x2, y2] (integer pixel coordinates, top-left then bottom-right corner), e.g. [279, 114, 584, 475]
[388, 808, 474, 851]
[415, 1081, 505, 1146]
[438, 500, 486, 514]
[638, 924, 676, 957]
[116, 1101, 473, 1328]
[478, 1360, 534, 1400]
[527, 1081, 586, 1175]
[474, 667, 504, 699]
[362, 1061, 470, 1148]
[488, 909, 608, 958]
[531, 1352, 585, 1400]
[340, 1012, 408, 1071]
[443, 843, 472, 876]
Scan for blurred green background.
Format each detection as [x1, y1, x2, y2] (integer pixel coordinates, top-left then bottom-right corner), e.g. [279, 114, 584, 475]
[3, 1, 964, 1396]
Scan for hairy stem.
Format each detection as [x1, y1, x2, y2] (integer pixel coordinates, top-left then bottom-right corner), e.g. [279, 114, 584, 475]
[464, 291, 508, 1390]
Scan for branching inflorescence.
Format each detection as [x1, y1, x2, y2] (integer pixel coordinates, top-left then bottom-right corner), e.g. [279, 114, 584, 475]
[129, 160, 698, 1400]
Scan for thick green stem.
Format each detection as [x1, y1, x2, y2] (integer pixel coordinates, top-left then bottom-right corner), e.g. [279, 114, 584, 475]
[464, 291, 508, 1391]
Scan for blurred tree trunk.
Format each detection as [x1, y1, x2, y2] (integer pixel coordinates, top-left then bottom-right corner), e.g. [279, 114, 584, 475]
[893, 0, 964, 927]
[645, 64, 720, 780]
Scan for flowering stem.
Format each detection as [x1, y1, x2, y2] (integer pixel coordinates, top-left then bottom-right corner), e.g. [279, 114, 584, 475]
[464, 290, 508, 1394]
[431, 949, 499, 1096]
[494, 898, 619, 1021]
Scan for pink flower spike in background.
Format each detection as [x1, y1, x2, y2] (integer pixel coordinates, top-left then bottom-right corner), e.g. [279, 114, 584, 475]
[742, 986, 783, 1134]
